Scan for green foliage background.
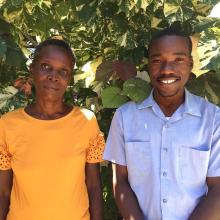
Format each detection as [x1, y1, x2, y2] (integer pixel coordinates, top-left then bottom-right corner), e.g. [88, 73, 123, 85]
[0, 0, 220, 219]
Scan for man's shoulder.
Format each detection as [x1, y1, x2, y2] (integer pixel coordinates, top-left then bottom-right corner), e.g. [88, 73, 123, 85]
[188, 92, 220, 116]
[117, 100, 141, 115]
[190, 92, 219, 108]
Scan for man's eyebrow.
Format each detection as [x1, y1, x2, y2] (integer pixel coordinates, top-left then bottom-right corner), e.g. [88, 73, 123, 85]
[149, 54, 161, 58]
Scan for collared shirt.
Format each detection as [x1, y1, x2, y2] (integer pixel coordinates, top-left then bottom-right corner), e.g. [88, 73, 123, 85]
[103, 89, 220, 220]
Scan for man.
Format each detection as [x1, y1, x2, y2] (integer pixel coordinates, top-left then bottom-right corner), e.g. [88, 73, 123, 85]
[103, 27, 220, 220]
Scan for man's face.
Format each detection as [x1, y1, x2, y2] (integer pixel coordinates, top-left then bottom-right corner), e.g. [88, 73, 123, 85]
[148, 35, 193, 100]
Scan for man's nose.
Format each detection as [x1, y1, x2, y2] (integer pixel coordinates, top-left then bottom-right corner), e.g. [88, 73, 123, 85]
[160, 61, 174, 74]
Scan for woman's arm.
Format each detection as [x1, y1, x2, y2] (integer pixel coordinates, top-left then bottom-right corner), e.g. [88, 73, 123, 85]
[85, 163, 103, 220]
[0, 170, 13, 220]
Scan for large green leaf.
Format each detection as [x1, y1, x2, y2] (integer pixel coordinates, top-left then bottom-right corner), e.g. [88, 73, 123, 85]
[0, 38, 7, 58]
[101, 86, 128, 108]
[122, 78, 151, 102]
[0, 18, 10, 34]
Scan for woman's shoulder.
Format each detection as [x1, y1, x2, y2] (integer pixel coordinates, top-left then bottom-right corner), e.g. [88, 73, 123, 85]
[79, 107, 95, 119]
[1, 108, 24, 121]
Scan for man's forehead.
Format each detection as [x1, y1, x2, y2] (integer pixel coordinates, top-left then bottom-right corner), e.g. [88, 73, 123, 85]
[149, 35, 190, 55]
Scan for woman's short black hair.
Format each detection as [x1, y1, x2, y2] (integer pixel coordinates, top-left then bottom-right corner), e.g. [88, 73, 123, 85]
[32, 38, 76, 66]
[148, 27, 192, 56]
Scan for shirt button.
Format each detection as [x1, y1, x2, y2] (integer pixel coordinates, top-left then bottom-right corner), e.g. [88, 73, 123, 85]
[163, 147, 168, 152]
[163, 199, 167, 203]
[165, 124, 169, 128]
[162, 172, 167, 177]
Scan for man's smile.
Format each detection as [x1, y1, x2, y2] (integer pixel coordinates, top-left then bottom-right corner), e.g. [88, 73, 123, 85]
[157, 76, 180, 85]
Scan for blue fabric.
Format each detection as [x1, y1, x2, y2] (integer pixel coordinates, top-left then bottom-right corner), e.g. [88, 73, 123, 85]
[103, 89, 220, 220]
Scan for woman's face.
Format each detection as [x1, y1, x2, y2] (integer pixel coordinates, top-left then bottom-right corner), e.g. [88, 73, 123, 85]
[30, 45, 74, 101]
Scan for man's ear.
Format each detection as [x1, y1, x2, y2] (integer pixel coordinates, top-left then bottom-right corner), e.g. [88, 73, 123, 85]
[190, 56, 194, 69]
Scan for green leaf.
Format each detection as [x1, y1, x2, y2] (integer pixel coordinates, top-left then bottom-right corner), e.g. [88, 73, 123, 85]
[0, 39, 7, 58]
[0, 19, 11, 34]
[194, 18, 218, 33]
[55, 1, 71, 18]
[5, 46, 26, 67]
[101, 86, 128, 108]
[77, 3, 97, 23]
[122, 78, 151, 102]
[135, 0, 151, 10]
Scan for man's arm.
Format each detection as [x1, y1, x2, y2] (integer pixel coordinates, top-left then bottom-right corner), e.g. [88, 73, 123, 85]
[112, 163, 144, 220]
[85, 163, 103, 220]
[0, 170, 13, 220]
[189, 177, 220, 220]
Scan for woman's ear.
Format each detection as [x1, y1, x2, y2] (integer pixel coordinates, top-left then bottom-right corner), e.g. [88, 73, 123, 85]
[29, 63, 34, 78]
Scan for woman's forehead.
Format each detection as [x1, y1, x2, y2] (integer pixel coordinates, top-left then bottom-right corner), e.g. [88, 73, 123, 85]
[34, 45, 75, 66]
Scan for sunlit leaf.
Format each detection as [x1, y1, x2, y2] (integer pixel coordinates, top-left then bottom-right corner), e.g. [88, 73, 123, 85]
[164, 3, 180, 17]
[101, 86, 128, 108]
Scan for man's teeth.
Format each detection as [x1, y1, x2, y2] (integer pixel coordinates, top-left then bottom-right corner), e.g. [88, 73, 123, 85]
[161, 79, 176, 84]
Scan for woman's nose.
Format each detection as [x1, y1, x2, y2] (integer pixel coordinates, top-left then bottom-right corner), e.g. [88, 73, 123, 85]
[47, 70, 59, 81]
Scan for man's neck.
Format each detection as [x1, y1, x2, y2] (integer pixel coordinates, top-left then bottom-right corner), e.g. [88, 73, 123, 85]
[153, 91, 185, 117]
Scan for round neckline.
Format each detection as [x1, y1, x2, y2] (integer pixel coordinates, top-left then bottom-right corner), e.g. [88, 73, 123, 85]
[22, 106, 77, 123]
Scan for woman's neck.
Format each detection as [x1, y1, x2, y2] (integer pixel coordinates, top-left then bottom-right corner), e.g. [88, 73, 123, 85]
[25, 101, 73, 120]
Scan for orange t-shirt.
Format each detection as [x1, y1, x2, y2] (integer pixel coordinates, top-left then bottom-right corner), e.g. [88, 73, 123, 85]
[0, 107, 105, 220]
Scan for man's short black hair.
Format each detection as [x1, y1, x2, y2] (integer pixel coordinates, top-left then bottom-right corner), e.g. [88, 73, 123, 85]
[32, 38, 76, 66]
[148, 27, 192, 56]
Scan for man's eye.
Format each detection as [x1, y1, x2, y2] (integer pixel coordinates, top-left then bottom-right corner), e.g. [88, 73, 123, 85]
[175, 58, 185, 63]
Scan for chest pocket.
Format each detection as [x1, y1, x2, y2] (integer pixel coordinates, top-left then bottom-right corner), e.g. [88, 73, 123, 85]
[179, 146, 210, 186]
[125, 141, 151, 187]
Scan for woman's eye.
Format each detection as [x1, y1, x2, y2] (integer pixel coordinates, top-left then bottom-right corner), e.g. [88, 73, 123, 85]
[41, 63, 51, 71]
[59, 69, 68, 76]
[151, 59, 161, 64]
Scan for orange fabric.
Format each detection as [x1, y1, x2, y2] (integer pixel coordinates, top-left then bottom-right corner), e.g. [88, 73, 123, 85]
[0, 107, 105, 220]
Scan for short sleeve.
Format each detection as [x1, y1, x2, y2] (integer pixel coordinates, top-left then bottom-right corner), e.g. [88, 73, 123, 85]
[86, 132, 105, 163]
[103, 108, 126, 166]
[207, 108, 220, 177]
[85, 113, 105, 163]
[0, 119, 11, 170]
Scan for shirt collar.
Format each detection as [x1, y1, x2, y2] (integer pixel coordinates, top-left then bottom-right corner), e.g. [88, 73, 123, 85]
[137, 89, 202, 117]
[183, 89, 201, 117]
[137, 90, 154, 109]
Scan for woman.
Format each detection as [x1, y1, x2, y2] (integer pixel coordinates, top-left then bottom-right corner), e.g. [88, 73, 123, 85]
[0, 39, 104, 220]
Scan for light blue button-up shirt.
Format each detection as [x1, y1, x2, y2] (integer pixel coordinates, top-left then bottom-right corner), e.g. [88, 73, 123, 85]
[103, 89, 220, 220]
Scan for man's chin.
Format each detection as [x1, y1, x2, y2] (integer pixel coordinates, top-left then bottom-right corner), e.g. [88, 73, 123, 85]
[156, 89, 182, 98]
